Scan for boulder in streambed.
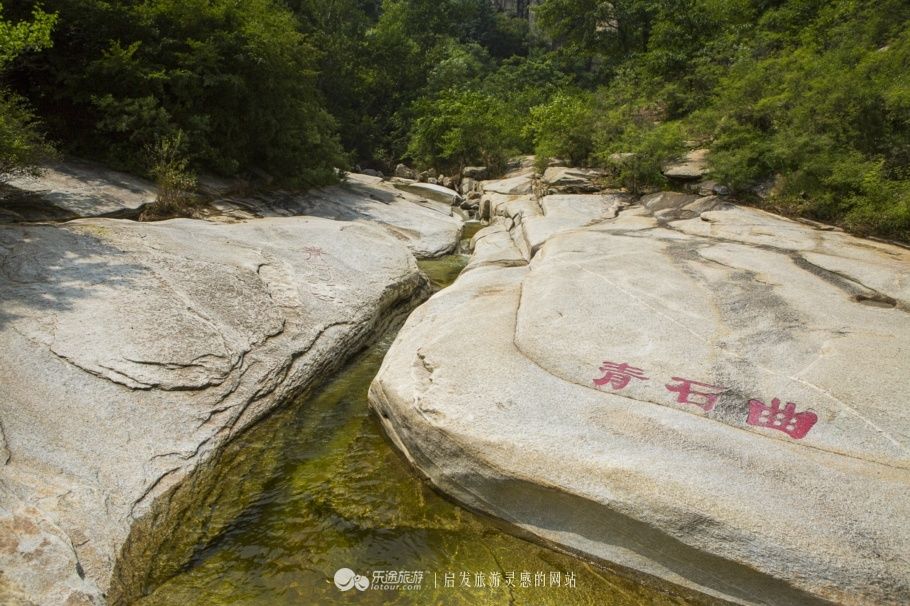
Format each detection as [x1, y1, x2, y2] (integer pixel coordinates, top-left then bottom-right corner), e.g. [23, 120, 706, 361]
[662, 148, 709, 181]
[392, 180, 464, 207]
[370, 200, 910, 605]
[0, 216, 430, 605]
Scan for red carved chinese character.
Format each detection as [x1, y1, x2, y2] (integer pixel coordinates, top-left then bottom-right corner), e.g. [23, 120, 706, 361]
[746, 398, 817, 439]
[593, 362, 648, 390]
[665, 377, 728, 412]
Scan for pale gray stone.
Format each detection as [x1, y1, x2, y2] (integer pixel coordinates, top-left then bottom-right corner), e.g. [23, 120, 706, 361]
[0, 216, 430, 605]
[211, 173, 463, 258]
[663, 148, 709, 180]
[393, 181, 463, 206]
[540, 166, 605, 193]
[371, 198, 910, 605]
[3, 160, 156, 220]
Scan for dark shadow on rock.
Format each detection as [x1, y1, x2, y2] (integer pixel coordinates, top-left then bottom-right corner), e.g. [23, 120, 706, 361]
[0, 184, 79, 223]
[0, 223, 146, 329]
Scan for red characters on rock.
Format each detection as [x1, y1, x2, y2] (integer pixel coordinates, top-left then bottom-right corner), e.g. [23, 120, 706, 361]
[593, 360, 820, 440]
[665, 377, 728, 412]
[746, 398, 817, 439]
[593, 362, 649, 390]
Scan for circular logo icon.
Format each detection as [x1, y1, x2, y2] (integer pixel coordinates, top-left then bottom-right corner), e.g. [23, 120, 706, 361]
[334, 568, 370, 592]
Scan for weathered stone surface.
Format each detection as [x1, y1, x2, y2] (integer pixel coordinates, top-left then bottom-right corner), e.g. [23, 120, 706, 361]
[640, 191, 701, 213]
[649, 194, 733, 221]
[2, 160, 156, 221]
[211, 173, 463, 258]
[483, 171, 534, 195]
[466, 221, 526, 272]
[459, 177, 478, 195]
[371, 198, 910, 605]
[540, 166, 605, 193]
[663, 148, 709, 180]
[462, 166, 488, 179]
[394, 163, 418, 180]
[393, 180, 463, 206]
[518, 193, 626, 254]
[0, 216, 430, 605]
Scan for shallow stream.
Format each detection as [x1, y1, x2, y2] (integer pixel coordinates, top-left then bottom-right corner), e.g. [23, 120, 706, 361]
[137, 233, 691, 606]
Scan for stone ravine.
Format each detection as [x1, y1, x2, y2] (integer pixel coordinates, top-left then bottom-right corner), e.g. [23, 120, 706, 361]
[0, 186, 462, 604]
[370, 167, 910, 605]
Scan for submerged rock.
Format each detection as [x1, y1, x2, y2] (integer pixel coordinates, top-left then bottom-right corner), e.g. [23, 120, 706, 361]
[371, 187, 910, 605]
[0, 216, 431, 605]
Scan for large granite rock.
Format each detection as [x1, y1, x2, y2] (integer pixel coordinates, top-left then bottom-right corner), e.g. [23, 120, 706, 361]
[663, 148, 710, 180]
[1, 160, 157, 222]
[392, 180, 463, 206]
[370, 189, 910, 604]
[0, 216, 430, 605]
[211, 173, 463, 258]
[540, 166, 605, 193]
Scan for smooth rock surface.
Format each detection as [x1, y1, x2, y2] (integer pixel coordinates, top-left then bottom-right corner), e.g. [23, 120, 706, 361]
[392, 180, 463, 206]
[0, 216, 430, 605]
[211, 173, 463, 258]
[663, 148, 709, 180]
[482, 170, 535, 195]
[371, 189, 910, 605]
[540, 166, 605, 193]
[2, 160, 157, 221]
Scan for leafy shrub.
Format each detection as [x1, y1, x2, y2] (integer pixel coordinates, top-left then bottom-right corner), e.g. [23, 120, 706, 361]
[140, 132, 199, 221]
[0, 5, 57, 180]
[407, 88, 517, 172]
[525, 90, 596, 169]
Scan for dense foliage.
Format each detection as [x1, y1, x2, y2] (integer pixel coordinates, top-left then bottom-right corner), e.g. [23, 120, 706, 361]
[1, 0, 908, 240]
[0, 5, 56, 180]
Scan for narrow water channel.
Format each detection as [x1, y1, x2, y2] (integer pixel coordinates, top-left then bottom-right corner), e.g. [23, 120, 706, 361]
[137, 236, 691, 606]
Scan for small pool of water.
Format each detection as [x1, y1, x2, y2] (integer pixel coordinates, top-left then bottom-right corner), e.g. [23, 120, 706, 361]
[137, 248, 692, 606]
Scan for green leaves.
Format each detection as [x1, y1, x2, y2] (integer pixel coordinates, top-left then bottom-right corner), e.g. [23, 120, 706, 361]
[0, 5, 57, 180]
[0, 5, 56, 67]
[407, 88, 515, 171]
[525, 90, 596, 169]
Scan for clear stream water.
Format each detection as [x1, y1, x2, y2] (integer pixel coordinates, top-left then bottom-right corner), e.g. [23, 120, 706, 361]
[136, 240, 692, 606]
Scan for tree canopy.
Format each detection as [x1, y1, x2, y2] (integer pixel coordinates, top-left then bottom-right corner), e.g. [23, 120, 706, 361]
[1, 0, 907, 240]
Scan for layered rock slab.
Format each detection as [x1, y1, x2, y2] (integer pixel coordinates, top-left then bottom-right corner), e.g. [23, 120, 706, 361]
[1, 160, 157, 222]
[370, 202, 910, 605]
[211, 173, 463, 258]
[0, 216, 429, 605]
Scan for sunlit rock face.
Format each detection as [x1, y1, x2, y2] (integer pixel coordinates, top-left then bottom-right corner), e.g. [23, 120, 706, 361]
[371, 181, 910, 605]
[0, 216, 433, 605]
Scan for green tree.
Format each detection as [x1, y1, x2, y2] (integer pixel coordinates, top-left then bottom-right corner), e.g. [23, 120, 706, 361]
[0, 4, 57, 180]
[525, 90, 596, 168]
[407, 88, 516, 172]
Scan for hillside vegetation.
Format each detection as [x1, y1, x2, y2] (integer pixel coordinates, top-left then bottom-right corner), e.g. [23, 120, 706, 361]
[2, 0, 908, 240]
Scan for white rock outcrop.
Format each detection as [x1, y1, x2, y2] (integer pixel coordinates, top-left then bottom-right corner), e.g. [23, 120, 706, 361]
[0, 216, 432, 605]
[210, 173, 464, 258]
[2, 160, 157, 220]
[371, 187, 910, 605]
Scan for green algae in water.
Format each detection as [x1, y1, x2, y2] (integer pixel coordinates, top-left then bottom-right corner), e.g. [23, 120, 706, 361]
[137, 254, 693, 606]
